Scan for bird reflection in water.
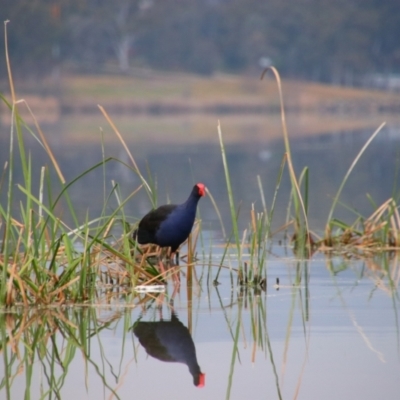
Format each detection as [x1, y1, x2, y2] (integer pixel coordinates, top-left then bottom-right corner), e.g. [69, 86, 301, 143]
[133, 300, 205, 388]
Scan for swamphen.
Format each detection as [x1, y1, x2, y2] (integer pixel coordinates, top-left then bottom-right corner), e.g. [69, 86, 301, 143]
[133, 183, 206, 258]
[134, 308, 205, 387]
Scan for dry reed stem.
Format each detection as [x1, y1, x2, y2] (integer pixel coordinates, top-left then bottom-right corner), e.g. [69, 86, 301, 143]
[15, 99, 65, 183]
[49, 276, 80, 298]
[6, 265, 28, 306]
[7, 224, 24, 305]
[205, 187, 226, 238]
[98, 105, 151, 193]
[261, 67, 311, 249]
[103, 217, 115, 239]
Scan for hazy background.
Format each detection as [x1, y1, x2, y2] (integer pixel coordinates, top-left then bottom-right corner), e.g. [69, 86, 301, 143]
[1, 0, 400, 84]
[1, 0, 400, 233]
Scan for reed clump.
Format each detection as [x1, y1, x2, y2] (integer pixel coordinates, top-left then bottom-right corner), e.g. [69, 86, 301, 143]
[0, 23, 174, 307]
[320, 197, 400, 252]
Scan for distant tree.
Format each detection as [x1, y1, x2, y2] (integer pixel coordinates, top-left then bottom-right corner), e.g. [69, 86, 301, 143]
[65, 0, 152, 72]
[1, 0, 399, 82]
[136, 0, 222, 74]
[372, 0, 400, 73]
[0, 0, 64, 78]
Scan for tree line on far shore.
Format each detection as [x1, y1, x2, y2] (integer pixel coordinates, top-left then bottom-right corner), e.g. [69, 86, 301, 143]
[1, 0, 399, 85]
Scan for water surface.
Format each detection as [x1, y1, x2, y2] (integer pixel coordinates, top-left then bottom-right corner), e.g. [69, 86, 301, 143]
[1, 112, 400, 399]
[2, 249, 399, 399]
[1, 113, 400, 232]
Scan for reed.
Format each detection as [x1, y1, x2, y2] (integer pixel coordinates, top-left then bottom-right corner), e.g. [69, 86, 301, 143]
[218, 121, 242, 271]
[324, 122, 387, 245]
[261, 67, 311, 257]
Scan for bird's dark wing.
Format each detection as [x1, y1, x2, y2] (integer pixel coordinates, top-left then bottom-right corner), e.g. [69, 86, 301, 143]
[139, 204, 177, 232]
[136, 204, 177, 244]
[134, 322, 175, 362]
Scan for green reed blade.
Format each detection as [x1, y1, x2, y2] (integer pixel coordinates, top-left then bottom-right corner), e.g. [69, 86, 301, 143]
[326, 122, 386, 229]
[218, 121, 242, 269]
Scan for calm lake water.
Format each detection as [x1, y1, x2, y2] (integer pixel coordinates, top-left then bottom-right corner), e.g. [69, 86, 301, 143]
[2, 112, 400, 232]
[1, 249, 399, 399]
[1, 112, 400, 399]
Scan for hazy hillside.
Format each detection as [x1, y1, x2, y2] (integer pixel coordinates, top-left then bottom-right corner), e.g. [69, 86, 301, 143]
[1, 0, 400, 85]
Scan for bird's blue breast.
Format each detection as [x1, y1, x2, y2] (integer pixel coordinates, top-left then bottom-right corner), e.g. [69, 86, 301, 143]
[155, 205, 196, 249]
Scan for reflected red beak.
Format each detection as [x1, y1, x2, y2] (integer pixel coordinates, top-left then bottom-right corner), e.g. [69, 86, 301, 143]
[197, 373, 205, 388]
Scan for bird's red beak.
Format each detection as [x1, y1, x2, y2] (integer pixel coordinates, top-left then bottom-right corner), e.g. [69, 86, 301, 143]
[197, 373, 205, 388]
[197, 183, 206, 197]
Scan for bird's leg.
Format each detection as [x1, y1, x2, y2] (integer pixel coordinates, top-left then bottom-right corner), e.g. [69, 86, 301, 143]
[169, 251, 181, 285]
[158, 257, 167, 277]
[162, 248, 179, 284]
[155, 246, 170, 280]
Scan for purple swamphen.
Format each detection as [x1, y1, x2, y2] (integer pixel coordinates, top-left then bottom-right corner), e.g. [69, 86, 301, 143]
[133, 183, 206, 261]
